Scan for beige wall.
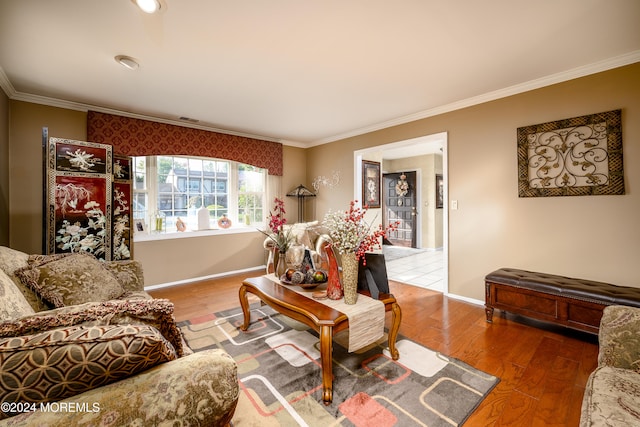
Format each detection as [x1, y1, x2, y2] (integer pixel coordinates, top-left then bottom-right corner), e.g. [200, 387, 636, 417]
[0, 89, 9, 245]
[279, 145, 313, 223]
[134, 232, 265, 285]
[9, 101, 86, 252]
[308, 63, 640, 301]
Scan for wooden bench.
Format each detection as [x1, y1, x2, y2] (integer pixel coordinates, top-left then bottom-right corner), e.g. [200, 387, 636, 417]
[484, 268, 640, 334]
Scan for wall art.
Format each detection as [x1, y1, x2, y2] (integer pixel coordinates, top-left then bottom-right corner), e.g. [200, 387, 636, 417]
[362, 160, 381, 208]
[112, 155, 133, 259]
[46, 137, 113, 260]
[517, 109, 624, 197]
[436, 174, 444, 209]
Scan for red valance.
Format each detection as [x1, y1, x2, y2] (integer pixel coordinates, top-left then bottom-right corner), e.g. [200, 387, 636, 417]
[86, 111, 283, 176]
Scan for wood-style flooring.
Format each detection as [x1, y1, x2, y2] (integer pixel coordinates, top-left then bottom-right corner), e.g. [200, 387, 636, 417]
[149, 271, 598, 426]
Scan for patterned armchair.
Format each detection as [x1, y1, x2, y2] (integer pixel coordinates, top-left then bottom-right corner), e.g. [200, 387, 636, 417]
[580, 305, 640, 426]
[0, 246, 238, 426]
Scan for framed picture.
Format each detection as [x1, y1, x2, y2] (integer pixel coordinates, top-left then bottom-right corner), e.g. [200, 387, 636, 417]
[517, 109, 624, 197]
[436, 174, 443, 209]
[134, 219, 146, 234]
[362, 160, 381, 208]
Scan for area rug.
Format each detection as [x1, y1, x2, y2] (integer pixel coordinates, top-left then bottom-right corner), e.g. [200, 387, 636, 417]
[178, 304, 499, 426]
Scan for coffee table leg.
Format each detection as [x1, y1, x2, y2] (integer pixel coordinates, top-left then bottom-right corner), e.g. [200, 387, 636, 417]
[388, 302, 402, 360]
[238, 285, 251, 331]
[320, 325, 333, 405]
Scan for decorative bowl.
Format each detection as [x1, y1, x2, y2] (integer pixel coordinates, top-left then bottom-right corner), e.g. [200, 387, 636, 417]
[279, 277, 325, 290]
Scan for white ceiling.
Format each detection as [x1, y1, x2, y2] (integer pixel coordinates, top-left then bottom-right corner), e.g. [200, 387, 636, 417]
[1, 0, 639, 148]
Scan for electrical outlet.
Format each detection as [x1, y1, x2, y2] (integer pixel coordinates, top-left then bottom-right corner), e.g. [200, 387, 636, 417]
[451, 200, 458, 210]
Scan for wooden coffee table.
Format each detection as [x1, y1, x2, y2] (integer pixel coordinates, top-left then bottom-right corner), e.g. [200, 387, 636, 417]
[239, 276, 402, 404]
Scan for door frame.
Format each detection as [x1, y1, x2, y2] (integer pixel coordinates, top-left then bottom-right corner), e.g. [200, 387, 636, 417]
[353, 132, 449, 294]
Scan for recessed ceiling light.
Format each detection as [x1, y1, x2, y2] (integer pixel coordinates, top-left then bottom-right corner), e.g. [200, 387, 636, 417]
[115, 55, 139, 70]
[133, 0, 161, 14]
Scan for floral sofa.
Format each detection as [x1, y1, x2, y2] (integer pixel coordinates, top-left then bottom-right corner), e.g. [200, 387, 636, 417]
[580, 305, 640, 426]
[0, 246, 238, 426]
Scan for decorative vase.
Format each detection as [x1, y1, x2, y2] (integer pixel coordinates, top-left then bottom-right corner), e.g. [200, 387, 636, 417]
[197, 206, 210, 230]
[325, 244, 343, 300]
[341, 252, 359, 304]
[275, 250, 287, 279]
[218, 214, 232, 229]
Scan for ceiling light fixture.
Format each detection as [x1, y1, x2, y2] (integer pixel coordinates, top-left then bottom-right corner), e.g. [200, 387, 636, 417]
[115, 55, 139, 70]
[133, 0, 161, 14]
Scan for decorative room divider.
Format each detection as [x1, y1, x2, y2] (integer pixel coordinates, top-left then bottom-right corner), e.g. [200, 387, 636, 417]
[43, 128, 133, 261]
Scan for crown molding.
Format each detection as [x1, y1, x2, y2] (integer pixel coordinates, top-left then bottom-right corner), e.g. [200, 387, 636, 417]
[0, 66, 287, 145]
[0, 66, 16, 98]
[308, 50, 640, 146]
[3, 51, 640, 148]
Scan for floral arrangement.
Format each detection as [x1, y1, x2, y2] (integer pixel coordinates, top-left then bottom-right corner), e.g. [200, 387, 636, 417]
[323, 200, 399, 262]
[261, 197, 293, 253]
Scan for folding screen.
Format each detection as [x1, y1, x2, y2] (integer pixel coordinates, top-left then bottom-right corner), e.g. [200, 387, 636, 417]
[44, 132, 132, 261]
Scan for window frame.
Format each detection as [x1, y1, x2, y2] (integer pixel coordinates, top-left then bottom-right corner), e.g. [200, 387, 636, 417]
[132, 155, 267, 236]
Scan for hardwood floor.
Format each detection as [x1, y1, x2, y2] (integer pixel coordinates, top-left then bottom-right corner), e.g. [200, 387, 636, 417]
[149, 271, 598, 426]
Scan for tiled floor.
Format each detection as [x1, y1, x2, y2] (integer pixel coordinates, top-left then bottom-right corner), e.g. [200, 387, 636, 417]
[383, 246, 444, 292]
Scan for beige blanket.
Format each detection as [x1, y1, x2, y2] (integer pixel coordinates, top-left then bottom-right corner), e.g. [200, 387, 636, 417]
[265, 274, 385, 352]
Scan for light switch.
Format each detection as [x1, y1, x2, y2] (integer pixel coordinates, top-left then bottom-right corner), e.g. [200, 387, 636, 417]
[451, 200, 458, 210]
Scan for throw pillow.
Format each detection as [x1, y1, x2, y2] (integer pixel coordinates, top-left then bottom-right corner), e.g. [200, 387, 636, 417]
[0, 269, 35, 321]
[15, 252, 124, 308]
[0, 324, 178, 419]
[287, 221, 319, 249]
[0, 298, 184, 357]
[0, 246, 29, 276]
[103, 260, 145, 292]
[0, 247, 50, 312]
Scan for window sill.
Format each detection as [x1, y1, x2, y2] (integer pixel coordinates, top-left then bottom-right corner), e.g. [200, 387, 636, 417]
[133, 226, 261, 242]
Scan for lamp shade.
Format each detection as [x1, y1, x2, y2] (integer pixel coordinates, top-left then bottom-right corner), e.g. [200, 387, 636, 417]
[286, 185, 316, 198]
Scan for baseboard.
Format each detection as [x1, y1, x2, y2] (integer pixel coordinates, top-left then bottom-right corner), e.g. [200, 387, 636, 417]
[446, 292, 484, 307]
[144, 265, 266, 291]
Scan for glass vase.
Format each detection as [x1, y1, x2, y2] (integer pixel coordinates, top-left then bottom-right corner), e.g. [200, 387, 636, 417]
[275, 250, 287, 279]
[325, 245, 344, 300]
[341, 253, 359, 304]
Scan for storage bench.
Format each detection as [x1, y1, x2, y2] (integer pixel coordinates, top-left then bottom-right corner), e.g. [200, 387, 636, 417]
[485, 268, 640, 334]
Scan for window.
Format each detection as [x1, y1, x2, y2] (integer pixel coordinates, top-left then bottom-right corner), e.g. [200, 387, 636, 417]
[132, 155, 266, 233]
[238, 164, 265, 225]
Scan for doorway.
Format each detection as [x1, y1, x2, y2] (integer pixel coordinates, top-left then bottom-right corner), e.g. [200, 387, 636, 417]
[383, 171, 417, 248]
[354, 132, 448, 293]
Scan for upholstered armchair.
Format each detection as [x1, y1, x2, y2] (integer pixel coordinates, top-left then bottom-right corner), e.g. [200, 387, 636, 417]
[580, 305, 640, 426]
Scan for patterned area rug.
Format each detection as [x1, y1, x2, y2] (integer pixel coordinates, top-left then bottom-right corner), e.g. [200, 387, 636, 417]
[178, 305, 499, 426]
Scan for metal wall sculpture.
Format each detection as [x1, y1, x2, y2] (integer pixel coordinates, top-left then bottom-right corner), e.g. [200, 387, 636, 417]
[45, 134, 132, 260]
[517, 109, 624, 197]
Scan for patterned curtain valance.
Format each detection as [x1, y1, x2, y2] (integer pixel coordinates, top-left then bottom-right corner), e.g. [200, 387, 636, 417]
[86, 111, 283, 176]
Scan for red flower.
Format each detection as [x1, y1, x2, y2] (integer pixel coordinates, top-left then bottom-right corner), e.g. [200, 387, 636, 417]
[261, 197, 292, 253]
[267, 197, 287, 234]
